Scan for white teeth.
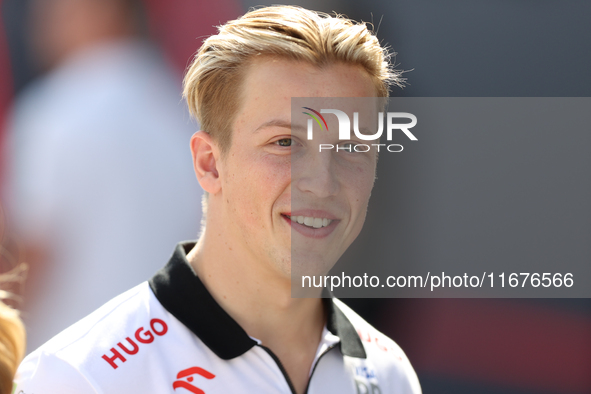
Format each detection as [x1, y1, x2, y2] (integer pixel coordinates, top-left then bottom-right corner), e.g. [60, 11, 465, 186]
[289, 215, 333, 228]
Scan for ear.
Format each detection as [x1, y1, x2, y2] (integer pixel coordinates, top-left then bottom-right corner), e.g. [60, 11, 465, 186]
[190, 131, 221, 194]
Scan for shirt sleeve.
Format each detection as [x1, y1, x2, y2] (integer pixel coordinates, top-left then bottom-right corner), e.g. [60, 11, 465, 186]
[15, 351, 99, 394]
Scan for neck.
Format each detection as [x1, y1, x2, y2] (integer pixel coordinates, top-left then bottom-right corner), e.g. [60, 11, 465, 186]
[186, 226, 325, 347]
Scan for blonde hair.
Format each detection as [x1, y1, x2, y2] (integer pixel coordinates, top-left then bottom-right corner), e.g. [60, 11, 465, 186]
[183, 5, 402, 154]
[0, 297, 25, 394]
[0, 205, 26, 394]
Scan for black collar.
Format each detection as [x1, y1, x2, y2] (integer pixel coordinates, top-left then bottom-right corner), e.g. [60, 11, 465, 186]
[149, 242, 366, 360]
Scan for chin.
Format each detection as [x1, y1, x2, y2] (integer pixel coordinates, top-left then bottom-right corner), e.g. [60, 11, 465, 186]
[290, 250, 336, 279]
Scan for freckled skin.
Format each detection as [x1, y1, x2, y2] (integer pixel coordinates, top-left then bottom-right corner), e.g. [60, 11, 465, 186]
[213, 57, 377, 279]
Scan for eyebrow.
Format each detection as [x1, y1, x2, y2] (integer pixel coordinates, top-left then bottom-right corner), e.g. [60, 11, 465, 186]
[254, 119, 306, 133]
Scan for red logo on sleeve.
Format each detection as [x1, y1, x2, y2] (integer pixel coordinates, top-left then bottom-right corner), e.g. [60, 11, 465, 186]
[172, 367, 216, 393]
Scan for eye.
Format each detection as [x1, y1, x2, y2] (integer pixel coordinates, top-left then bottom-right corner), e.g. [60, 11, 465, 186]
[275, 138, 292, 147]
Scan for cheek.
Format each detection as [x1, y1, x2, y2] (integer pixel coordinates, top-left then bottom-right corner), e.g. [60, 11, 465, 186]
[345, 163, 376, 215]
[222, 153, 291, 212]
[259, 154, 291, 185]
[346, 179, 373, 242]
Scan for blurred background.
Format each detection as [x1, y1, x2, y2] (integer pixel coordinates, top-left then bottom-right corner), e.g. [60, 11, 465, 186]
[1, 0, 590, 393]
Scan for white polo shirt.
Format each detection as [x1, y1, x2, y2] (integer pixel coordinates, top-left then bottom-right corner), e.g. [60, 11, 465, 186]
[15, 243, 421, 393]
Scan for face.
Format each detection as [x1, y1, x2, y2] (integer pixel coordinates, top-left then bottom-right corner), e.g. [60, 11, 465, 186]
[216, 57, 378, 281]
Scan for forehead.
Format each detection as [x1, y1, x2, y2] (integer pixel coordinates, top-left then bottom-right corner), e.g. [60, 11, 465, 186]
[232, 57, 377, 134]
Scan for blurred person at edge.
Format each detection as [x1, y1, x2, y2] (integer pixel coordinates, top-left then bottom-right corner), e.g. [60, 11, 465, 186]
[3, 0, 202, 352]
[0, 205, 26, 394]
[0, 295, 24, 394]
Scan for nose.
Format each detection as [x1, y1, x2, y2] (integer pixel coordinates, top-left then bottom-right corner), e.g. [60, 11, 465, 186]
[294, 150, 340, 198]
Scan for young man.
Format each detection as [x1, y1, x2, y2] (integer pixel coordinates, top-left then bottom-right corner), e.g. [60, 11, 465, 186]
[15, 6, 421, 394]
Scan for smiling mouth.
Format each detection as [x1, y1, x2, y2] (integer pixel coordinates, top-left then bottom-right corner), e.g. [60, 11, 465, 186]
[285, 214, 333, 229]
